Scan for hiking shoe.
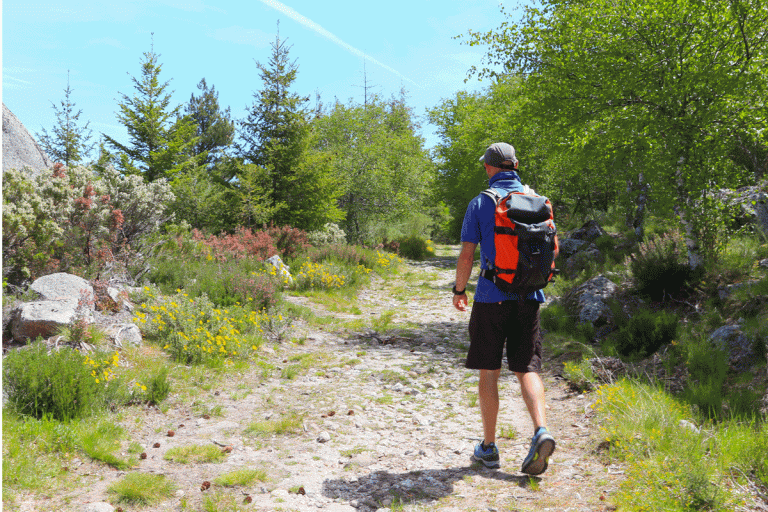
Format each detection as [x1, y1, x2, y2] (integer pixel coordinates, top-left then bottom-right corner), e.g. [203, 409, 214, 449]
[521, 427, 556, 475]
[472, 441, 500, 468]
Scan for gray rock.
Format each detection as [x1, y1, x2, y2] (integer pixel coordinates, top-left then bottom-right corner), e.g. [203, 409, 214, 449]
[267, 254, 293, 284]
[317, 431, 331, 443]
[563, 243, 605, 278]
[559, 238, 588, 258]
[2, 103, 53, 177]
[10, 300, 91, 341]
[568, 220, 607, 243]
[30, 273, 94, 309]
[708, 324, 756, 371]
[715, 185, 768, 235]
[103, 323, 143, 347]
[565, 275, 619, 327]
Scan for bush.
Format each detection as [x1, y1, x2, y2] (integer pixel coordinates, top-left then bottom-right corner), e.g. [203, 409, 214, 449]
[134, 289, 270, 365]
[2, 164, 173, 285]
[2, 341, 118, 421]
[397, 236, 435, 261]
[610, 308, 677, 360]
[626, 230, 693, 300]
[308, 223, 347, 247]
[266, 224, 310, 260]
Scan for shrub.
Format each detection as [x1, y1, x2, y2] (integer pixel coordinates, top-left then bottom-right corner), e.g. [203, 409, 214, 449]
[266, 224, 310, 260]
[626, 230, 693, 300]
[134, 289, 269, 365]
[397, 236, 436, 261]
[192, 227, 277, 262]
[2, 164, 173, 285]
[2, 341, 119, 421]
[611, 308, 677, 360]
[308, 223, 347, 246]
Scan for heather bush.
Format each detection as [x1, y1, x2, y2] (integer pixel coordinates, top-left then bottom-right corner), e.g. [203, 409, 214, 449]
[2, 164, 173, 285]
[626, 230, 693, 300]
[266, 224, 310, 260]
[610, 308, 678, 360]
[192, 227, 277, 262]
[2, 341, 120, 421]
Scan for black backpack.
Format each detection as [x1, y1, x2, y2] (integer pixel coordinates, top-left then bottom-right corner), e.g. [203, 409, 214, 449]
[478, 186, 559, 298]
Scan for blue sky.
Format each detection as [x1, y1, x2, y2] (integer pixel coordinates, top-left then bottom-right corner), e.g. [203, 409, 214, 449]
[3, 0, 514, 155]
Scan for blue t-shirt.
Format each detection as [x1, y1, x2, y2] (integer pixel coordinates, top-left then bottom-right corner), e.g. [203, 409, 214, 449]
[460, 171, 546, 303]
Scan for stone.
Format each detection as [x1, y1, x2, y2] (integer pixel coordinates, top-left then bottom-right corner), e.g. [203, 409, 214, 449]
[715, 184, 768, 235]
[708, 324, 756, 371]
[267, 254, 294, 284]
[559, 238, 588, 258]
[563, 243, 605, 278]
[567, 220, 607, 243]
[564, 275, 618, 328]
[10, 300, 90, 341]
[2, 103, 53, 177]
[317, 431, 331, 443]
[30, 273, 94, 309]
[103, 323, 143, 347]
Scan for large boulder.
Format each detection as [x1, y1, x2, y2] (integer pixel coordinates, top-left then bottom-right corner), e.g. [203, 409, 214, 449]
[10, 300, 91, 341]
[30, 273, 95, 307]
[714, 185, 768, 235]
[564, 274, 619, 327]
[708, 324, 757, 372]
[567, 220, 607, 243]
[2, 103, 53, 177]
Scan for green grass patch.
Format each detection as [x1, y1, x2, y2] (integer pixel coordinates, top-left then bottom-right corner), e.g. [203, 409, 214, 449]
[107, 471, 176, 506]
[213, 468, 267, 487]
[77, 420, 131, 469]
[163, 444, 228, 464]
[593, 379, 767, 510]
[244, 412, 304, 437]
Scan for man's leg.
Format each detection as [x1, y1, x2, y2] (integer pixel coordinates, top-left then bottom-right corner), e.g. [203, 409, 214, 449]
[479, 368, 502, 444]
[514, 371, 546, 430]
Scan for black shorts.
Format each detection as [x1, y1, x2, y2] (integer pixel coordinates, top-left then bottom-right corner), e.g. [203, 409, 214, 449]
[466, 300, 542, 373]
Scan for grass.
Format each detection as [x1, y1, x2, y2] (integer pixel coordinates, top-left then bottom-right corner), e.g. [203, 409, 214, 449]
[163, 444, 228, 464]
[244, 412, 304, 437]
[107, 472, 176, 506]
[592, 379, 768, 511]
[213, 468, 268, 487]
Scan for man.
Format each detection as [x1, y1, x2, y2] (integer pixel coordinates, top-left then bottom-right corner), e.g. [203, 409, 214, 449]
[452, 142, 557, 475]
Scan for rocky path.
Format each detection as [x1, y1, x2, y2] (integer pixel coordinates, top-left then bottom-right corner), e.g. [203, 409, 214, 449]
[25, 248, 621, 512]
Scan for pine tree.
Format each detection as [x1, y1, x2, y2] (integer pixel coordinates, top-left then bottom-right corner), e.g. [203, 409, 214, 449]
[37, 71, 95, 166]
[237, 23, 309, 224]
[185, 78, 235, 167]
[104, 36, 197, 181]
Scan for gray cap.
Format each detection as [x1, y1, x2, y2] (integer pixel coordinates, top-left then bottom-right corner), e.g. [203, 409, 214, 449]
[479, 142, 518, 169]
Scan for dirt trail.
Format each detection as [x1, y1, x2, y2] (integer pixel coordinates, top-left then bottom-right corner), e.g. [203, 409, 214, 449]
[16, 247, 621, 512]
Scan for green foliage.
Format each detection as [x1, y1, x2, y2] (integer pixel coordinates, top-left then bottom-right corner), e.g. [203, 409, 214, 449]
[103, 41, 201, 181]
[185, 78, 235, 167]
[611, 308, 678, 360]
[2, 341, 120, 421]
[627, 231, 693, 300]
[2, 164, 174, 285]
[133, 289, 269, 365]
[311, 92, 435, 243]
[540, 302, 594, 343]
[107, 472, 176, 506]
[36, 71, 95, 166]
[164, 444, 227, 464]
[143, 367, 171, 405]
[396, 236, 435, 261]
[460, 0, 766, 258]
[308, 223, 347, 247]
[680, 334, 730, 419]
[77, 420, 130, 469]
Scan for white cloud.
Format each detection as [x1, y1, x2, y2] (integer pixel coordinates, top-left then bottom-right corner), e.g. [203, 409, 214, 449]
[257, 0, 419, 87]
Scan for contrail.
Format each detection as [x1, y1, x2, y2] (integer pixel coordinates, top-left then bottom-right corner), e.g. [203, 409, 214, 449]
[258, 0, 418, 87]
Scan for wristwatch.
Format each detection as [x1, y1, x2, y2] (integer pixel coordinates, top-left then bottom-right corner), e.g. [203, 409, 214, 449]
[452, 285, 466, 295]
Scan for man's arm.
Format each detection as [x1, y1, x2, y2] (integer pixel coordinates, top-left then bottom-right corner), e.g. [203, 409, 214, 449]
[453, 241, 477, 311]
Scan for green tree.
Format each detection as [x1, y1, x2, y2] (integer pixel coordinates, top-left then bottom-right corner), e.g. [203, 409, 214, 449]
[312, 91, 434, 242]
[36, 71, 96, 166]
[238, 25, 309, 225]
[185, 78, 235, 167]
[462, 0, 768, 265]
[104, 39, 199, 182]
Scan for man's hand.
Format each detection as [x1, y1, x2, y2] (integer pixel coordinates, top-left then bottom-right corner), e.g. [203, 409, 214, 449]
[453, 292, 468, 311]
